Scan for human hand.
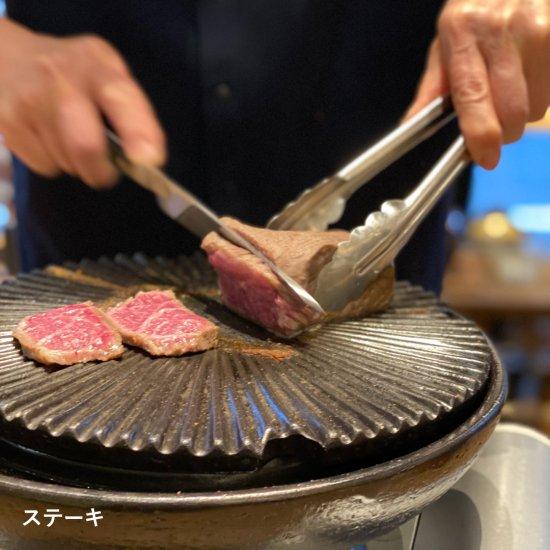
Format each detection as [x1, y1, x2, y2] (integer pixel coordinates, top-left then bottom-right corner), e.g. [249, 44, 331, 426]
[0, 19, 166, 187]
[405, 0, 550, 169]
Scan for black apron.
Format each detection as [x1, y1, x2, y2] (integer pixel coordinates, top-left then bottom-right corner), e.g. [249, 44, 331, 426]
[7, 0, 452, 293]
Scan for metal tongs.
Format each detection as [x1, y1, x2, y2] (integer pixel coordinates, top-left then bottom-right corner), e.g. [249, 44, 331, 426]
[268, 96, 470, 312]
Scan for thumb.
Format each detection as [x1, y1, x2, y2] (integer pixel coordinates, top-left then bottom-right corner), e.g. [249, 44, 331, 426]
[403, 39, 448, 122]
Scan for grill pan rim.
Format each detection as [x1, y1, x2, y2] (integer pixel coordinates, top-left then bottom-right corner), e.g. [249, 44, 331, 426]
[0, 340, 505, 509]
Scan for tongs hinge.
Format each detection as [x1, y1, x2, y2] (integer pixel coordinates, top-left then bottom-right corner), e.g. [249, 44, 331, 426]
[267, 96, 456, 232]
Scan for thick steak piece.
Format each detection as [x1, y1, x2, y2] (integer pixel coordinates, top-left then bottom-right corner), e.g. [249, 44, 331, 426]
[201, 218, 394, 337]
[13, 302, 124, 366]
[106, 290, 218, 356]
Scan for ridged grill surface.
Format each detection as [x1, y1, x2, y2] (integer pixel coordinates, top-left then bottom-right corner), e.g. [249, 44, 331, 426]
[0, 254, 492, 472]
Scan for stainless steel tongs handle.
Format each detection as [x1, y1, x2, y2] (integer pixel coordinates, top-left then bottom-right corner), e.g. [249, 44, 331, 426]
[268, 95, 456, 231]
[336, 95, 455, 194]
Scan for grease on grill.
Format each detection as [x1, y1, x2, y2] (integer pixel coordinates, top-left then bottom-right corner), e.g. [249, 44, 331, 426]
[45, 266, 125, 290]
[217, 333, 294, 361]
[47, 266, 175, 298]
[190, 288, 219, 298]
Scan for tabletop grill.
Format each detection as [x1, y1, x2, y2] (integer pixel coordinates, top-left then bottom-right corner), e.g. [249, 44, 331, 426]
[0, 253, 493, 492]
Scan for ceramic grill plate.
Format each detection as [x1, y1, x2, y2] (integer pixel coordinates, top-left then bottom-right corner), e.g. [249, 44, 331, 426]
[0, 254, 492, 484]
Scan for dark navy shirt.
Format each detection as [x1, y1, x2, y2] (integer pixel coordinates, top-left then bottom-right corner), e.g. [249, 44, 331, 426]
[7, 1, 452, 292]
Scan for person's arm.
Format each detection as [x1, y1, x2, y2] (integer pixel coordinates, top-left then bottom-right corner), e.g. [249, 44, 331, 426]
[406, 0, 550, 170]
[0, 18, 166, 187]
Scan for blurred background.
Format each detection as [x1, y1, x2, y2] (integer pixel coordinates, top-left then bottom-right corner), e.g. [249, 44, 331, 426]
[443, 113, 550, 436]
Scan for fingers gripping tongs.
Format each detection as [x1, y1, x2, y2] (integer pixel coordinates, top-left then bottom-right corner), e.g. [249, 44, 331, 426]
[268, 96, 470, 312]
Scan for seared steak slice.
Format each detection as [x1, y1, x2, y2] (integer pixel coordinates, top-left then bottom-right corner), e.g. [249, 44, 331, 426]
[202, 218, 394, 337]
[106, 290, 218, 356]
[13, 302, 124, 365]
